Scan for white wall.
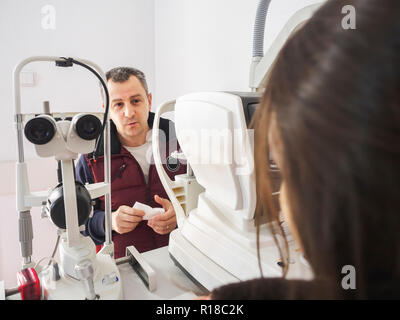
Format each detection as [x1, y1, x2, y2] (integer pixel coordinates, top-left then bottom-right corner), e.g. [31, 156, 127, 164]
[153, 0, 325, 108]
[0, 0, 155, 162]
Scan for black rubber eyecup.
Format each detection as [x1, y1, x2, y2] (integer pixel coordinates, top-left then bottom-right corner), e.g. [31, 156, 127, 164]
[24, 117, 55, 145]
[75, 114, 102, 141]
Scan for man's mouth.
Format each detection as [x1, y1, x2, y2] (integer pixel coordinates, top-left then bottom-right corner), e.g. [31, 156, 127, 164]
[127, 121, 137, 127]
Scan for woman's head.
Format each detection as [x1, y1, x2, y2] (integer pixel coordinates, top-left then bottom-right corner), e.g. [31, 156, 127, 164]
[254, 0, 400, 297]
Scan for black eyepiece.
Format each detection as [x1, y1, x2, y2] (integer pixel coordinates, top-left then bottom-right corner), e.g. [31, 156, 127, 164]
[75, 114, 102, 141]
[24, 117, 55, 145]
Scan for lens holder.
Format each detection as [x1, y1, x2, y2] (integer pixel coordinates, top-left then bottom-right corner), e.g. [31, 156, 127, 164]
[24, 116, 56, 145]
[74, 114, 102, 141]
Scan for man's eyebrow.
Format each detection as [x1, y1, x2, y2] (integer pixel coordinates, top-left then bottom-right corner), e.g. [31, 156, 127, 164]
[129, 94, 143, 100]
[111, 94, 143, 103]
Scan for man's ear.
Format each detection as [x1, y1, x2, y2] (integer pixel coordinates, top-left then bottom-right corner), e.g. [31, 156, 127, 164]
[147, 93, 152, 111]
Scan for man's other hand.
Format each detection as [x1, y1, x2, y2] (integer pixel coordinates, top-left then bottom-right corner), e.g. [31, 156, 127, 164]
[147, 195, 177, 235]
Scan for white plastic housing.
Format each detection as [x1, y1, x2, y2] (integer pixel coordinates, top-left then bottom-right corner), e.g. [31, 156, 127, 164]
[174, 92, 256, 222]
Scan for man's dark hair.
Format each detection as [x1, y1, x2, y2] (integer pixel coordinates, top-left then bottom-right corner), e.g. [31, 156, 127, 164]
[106, 67, 149, 95]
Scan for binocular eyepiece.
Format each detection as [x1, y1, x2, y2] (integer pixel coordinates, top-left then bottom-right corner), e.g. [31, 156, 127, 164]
[24, 114, 102, 146]
[24, 113, 102, 157]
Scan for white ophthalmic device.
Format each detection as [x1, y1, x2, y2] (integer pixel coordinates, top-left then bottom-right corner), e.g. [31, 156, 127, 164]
[152, 0, 326, 291]
[12, 56, 124, 300]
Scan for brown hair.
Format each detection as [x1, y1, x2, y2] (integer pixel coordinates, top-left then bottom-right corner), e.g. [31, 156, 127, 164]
[253, 0, 400, 298]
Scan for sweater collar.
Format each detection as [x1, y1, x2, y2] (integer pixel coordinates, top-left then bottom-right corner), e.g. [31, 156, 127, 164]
[89, 111, 173, 158]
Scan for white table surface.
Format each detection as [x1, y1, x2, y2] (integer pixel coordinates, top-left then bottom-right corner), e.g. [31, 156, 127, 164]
[118, 246, 208, 300]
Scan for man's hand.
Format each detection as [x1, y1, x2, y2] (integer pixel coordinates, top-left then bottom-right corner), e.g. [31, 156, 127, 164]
[147, 195, 177, 235]
[112, 205, 145, 234]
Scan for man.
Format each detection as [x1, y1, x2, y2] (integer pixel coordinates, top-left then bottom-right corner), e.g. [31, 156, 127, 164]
[76, 67, 186, 258]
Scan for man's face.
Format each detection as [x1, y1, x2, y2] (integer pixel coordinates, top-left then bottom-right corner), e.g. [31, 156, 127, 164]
[108, 75, 152, 147]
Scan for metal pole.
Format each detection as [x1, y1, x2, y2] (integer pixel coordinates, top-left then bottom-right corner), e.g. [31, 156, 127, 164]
[103, 115, 113, 248]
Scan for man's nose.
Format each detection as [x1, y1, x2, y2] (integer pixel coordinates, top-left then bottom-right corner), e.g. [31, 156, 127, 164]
[123, 104, 135, 118]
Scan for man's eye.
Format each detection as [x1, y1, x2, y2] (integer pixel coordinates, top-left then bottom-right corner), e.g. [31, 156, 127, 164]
[114, 102, 123, 107]
[131, 99, 141, 105]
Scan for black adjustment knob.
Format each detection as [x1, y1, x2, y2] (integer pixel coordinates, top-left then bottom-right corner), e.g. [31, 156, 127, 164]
[47, 182, 92, 229]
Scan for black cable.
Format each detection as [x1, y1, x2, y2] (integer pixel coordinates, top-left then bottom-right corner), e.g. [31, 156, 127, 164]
[56, 57, 109, 160]
[57, 160, 62, 183]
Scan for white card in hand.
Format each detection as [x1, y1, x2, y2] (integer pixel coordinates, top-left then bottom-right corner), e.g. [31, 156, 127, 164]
[133, 201, 164, 220]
